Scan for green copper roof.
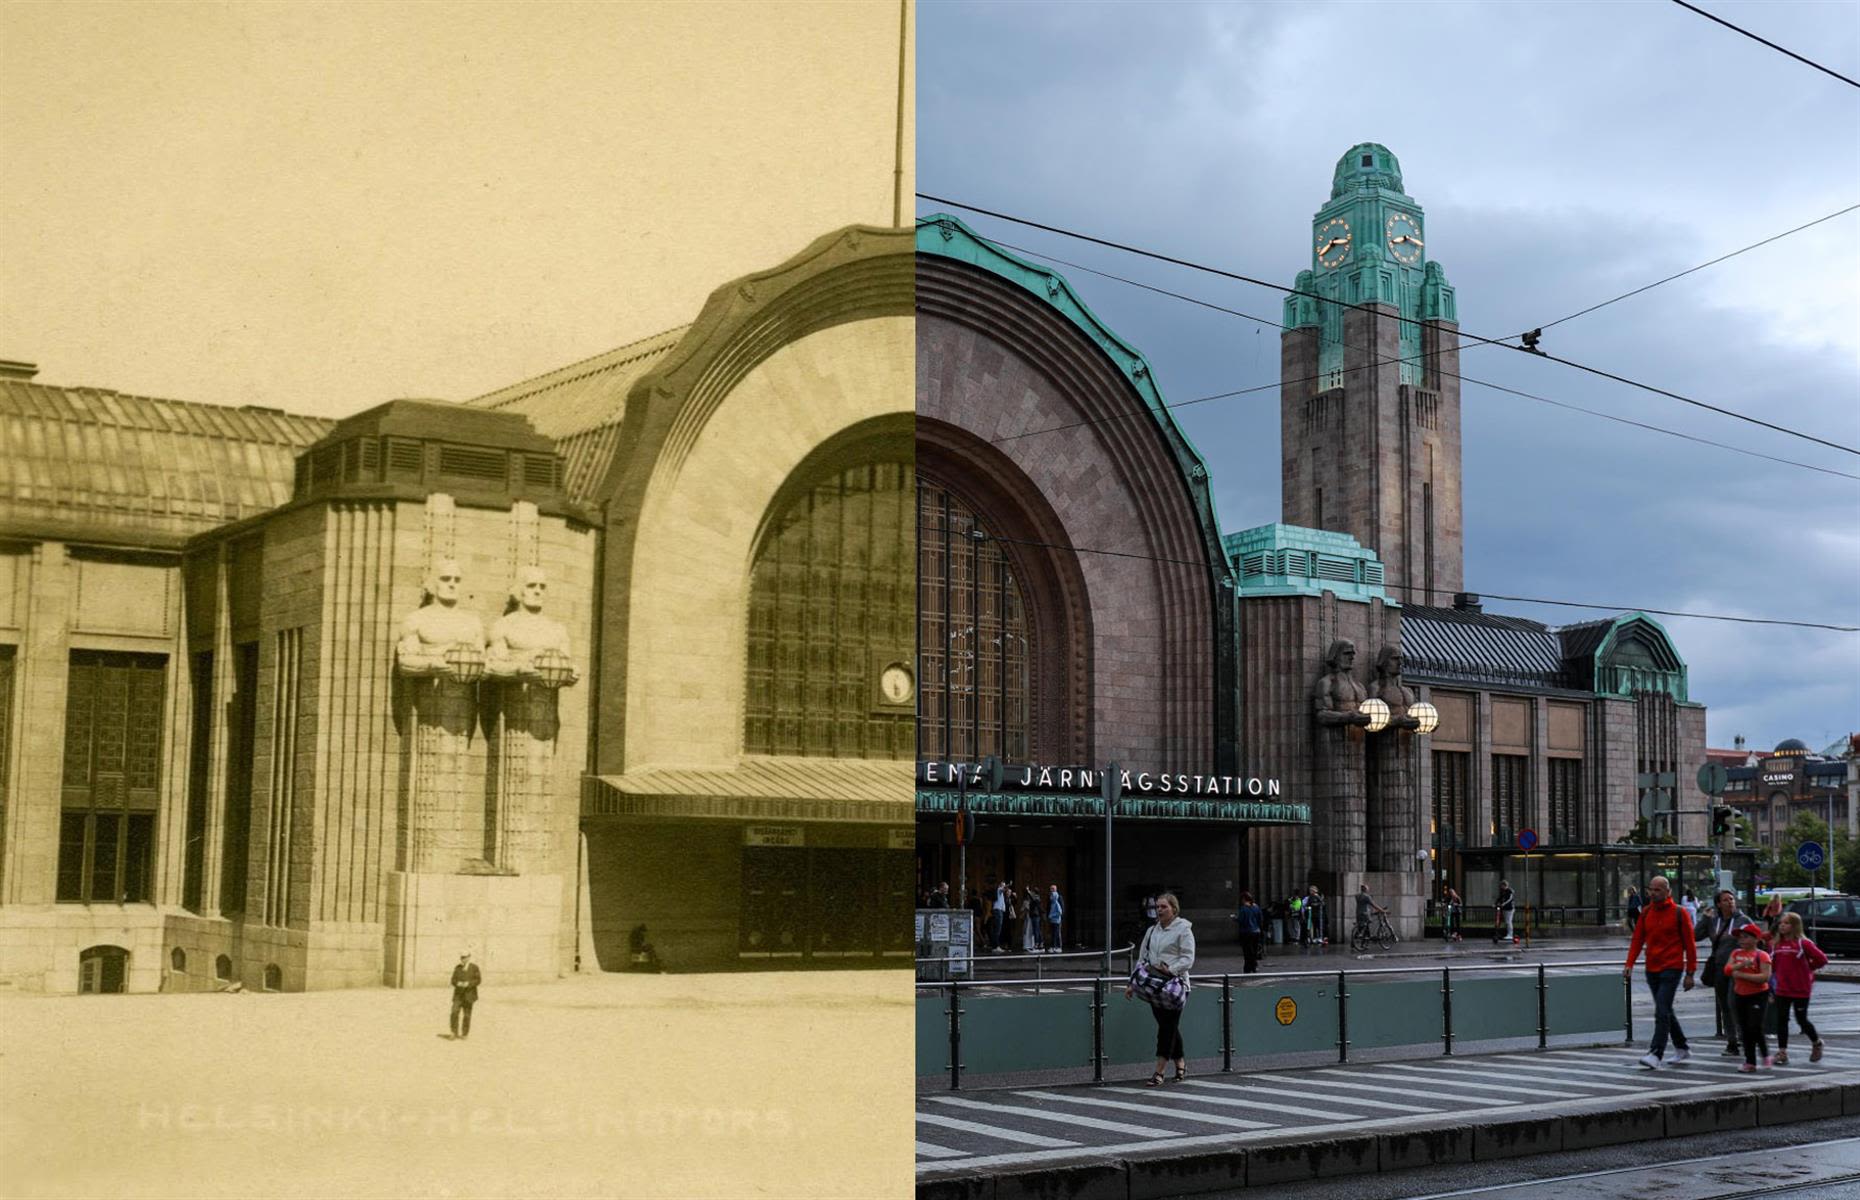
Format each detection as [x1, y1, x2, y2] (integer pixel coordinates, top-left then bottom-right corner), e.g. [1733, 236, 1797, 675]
[1559, 612, 1690, 702]
[916, 212, 1227, 567]
[1332, 142, 1404, 199]
[1223, 523, 1392, 605]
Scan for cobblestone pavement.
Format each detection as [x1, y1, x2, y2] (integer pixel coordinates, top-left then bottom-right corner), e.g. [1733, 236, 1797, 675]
[1, 971, 913, 1200]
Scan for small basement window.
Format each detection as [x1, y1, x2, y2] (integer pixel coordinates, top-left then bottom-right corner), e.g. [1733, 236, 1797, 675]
[215, 954, 233, 981]
[170, 947, 186, 973]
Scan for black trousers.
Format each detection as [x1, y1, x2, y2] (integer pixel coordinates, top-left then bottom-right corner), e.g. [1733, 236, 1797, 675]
[1240, 933, 1261, 974]
[1712, 974, 1738, 1045]
[1776, 996, 1820, 1051]
[450, 995, 475, 1037]
[1733, 991, 1769, 1065]
[1152, 1002, 1185, 1060]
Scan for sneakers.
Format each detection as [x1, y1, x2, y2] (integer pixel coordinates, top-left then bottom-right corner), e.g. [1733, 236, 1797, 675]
[1762, 1055, 1775, 1069]
[1722, 1043, 1742, 1056]
[1739, 1062, 1756, 1073]
[1667, 1046, 1691, 1064]
[1812, 1041, 1826, 1063]
[1774, 1050, 1789, 1065]
[1638, 1053, 1664, 1070]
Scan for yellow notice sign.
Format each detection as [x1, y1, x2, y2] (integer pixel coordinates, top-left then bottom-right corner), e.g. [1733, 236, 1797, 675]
[1275, 996, 1297, 1026]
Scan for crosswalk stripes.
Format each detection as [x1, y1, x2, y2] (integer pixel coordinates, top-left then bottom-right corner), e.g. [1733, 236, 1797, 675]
[916, 1043, 1860, 1168]
[1340, 1063, 1603, 1098]
[1303, 1066, 1579, 1101]
[923, 1094, 1180, 1138]
[1012, 1089, 1276, 1130]
[914, 1110, 1078, 1148]
[1383, 1058, 1655, 1092]
[1178, 1078, 1458, 1118]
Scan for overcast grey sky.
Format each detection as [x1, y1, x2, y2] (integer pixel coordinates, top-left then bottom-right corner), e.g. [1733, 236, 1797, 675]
[918, 0, 1859, 754]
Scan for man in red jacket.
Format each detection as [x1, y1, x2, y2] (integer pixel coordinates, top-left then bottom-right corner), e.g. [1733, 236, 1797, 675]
[1623, 875, 1699, 1069]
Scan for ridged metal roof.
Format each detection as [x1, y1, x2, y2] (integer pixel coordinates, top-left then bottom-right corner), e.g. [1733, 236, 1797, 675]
[0, 379, 331, 543]
[599, 755, 912, 804]
[470, 326, 689, 505]
[1400, 604, 1569, 689]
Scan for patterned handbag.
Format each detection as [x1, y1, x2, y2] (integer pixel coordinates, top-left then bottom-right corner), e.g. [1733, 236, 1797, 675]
[1129, 929, 1190, 1010]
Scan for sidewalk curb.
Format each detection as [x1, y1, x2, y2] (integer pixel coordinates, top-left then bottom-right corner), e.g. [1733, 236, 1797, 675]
[915, 1078, 1860, 1199]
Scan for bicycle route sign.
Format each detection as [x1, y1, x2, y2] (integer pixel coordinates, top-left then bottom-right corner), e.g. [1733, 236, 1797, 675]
[1274, 996, 1297, 1025]
[1798, 841, 1825, 872]
[1518, 828, 1539, 852]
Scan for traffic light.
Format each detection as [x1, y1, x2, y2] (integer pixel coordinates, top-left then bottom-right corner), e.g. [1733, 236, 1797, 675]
[1711, 805, 1734, 844]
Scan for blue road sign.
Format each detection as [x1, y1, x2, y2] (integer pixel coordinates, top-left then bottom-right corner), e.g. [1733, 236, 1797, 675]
[1798, 841, 1825, 872]
[1518, 828, 1539, 852]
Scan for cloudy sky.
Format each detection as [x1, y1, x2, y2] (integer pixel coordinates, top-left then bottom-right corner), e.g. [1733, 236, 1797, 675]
[2, 2, 911, 413]
[918, 0, 1859, 754]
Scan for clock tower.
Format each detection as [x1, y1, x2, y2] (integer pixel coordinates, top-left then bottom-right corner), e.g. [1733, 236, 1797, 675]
[1281, 143, 1463, 607]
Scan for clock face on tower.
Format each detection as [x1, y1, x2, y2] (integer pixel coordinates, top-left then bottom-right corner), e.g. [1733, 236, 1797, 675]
[1385, 212, 1423, 265]
[1315, 217, 1352, 269]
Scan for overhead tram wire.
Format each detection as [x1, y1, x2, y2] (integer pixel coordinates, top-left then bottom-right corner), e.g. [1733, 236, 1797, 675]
[1670, 0, 1860, 89]
[1524, 203, 1860, 335]
[974, 531, 1860, 634]
[951, 229, 1860, 483]
[915, 197, 1860, 457]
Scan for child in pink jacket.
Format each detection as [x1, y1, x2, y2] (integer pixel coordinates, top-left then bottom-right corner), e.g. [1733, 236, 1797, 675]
[1771, 911, 1830, 1063]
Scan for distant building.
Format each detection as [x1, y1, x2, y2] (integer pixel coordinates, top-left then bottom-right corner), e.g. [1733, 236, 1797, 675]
[1724, 737, 1855, 847]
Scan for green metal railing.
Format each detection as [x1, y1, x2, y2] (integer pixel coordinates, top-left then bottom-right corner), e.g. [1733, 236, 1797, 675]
[917, 959, 1631, 1089]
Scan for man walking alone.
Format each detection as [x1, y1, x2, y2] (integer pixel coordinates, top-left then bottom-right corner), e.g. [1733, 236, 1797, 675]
[1623, 875, 1697, 1069]
[450, 949, 482, 1040]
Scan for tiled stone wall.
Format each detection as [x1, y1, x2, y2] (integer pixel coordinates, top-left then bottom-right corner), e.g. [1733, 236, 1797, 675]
[916, 300, 1215, 769]
[1280, 308, 1464, 608]
[1239, 590, 1426, 939]
[621, 316, 913, 773]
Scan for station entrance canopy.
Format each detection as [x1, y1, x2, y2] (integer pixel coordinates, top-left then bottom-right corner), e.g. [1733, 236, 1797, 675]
[914, 761, 1308, 825]
[585, 757, 913, 825]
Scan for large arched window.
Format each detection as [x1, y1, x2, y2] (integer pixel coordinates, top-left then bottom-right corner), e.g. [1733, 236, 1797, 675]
[745, 450, 914, 759]
[916, 478, 1030, 763]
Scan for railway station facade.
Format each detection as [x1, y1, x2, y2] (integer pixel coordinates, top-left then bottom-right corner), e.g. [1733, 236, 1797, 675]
[912, 144, 1709, 943]
[0, 224, 916, 992]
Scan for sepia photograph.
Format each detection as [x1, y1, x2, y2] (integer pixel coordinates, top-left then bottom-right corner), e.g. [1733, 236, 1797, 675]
[1, 2, 915, 1197]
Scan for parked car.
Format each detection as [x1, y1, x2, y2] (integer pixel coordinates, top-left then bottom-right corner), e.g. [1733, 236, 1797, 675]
[1785, 895, 1860, 957]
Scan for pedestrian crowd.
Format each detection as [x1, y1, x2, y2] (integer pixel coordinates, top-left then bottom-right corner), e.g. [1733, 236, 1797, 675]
[1626, 876, 1830, 1071]
[920, 879, 1065, 953]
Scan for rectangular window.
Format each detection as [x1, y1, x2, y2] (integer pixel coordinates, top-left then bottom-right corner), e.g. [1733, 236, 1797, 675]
[1549, 758, 1583, 844]
[56, 812, 86, 902]
[58, 651, 165, 905]
[183, 651, 213, 913]
[0, 644, 12, 896]
[1491, 753, 1529, 846]
[1432, 750, 1470, 850]
[220, 642, 258, 917]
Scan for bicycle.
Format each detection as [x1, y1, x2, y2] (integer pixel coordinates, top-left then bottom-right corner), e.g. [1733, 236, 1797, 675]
[1351, 910, 1398, 953]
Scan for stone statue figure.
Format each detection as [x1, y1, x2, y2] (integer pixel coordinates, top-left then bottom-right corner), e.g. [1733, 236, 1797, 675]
[485, 567, 576, 874]
[1372, 645, 1420, 731]
[396, 559, 486, 677]
[395, 559, 487, 873]
[1369, 644, 1422, 872]
[1311, 638, 1371, 908]
[1313, 639, 1371, 728]
[487, 567, 578, 686]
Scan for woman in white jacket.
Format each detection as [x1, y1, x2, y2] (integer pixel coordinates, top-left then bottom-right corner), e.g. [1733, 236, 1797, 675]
[1127, 891, 1196, 1085]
